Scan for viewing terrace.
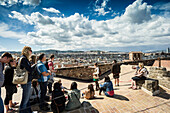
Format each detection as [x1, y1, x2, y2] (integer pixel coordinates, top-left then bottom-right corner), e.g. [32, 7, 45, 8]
[1, 57, 170, 113]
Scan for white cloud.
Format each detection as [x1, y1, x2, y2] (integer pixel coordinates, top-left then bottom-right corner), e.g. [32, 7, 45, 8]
[8, 0, 170, 50]
[122, 0, 152, 24]
[23, 0, 41, 6]
[43, 8, 61, 14]
[153, 2, 170, 11]
[0, 23, 27, 39]
[9, 11, 55, 25]
[0, 0, 17, 6]
[94, 0, 111, 16]
[9, 11, 28, 23]
[0, 0, 41, 6]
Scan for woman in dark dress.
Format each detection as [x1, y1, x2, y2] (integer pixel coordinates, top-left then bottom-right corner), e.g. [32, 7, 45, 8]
[4, 59, 18, 112]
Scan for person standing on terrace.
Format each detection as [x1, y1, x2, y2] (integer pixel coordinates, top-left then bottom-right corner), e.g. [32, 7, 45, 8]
[48, 54, 57, 94]
[111, 60, 121, 86]
[89, 63, 100, 91]
[4, 58, 18, 113]
[0, 52, 12, 113]
[19, 46, 33, 113]
[37, 53, 51, 111]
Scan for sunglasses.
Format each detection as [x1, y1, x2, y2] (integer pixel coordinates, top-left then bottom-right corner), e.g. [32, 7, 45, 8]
[30, 50, 32, 52]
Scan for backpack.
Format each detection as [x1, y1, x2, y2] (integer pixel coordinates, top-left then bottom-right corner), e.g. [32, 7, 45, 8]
[32, 63, 41, 79]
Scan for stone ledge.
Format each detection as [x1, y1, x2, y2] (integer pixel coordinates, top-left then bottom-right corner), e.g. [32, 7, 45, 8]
[142, 87, 160, 96]
[137, 78, 160, 96]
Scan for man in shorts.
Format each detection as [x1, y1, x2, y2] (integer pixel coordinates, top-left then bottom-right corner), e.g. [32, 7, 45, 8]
[111, 60, 121, 86]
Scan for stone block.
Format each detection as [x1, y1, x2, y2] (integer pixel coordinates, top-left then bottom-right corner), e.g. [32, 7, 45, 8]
[136, 80, 145, 89]
[142, 78, 160, 96]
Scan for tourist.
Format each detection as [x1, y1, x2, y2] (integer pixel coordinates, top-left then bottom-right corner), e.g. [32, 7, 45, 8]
[48, 54, 57, 94]
[44, 58, 49, 70]
[65, 82, 81, 111]
[111, 60, 121, 86]
[4, 59, 18, 112]
[0, 52, 13, 113]
[89, 63, 100, 91]
[57, 79, 67, 93]
[129, 63, 148, 90]
[37, 53, 51, 111]
[29, 55, 37, 66]
[29, 79, 40, 105]
[82, 84, 95, 99]
[99, 76, 114, 97]
[19, 46, 33, 113]
[51, 82, 66, 113]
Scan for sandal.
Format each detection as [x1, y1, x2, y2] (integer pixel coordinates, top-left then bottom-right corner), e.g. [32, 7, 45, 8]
[133, 88, 137, 90]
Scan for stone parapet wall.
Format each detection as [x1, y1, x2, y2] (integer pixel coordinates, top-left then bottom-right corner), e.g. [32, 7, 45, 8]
[55, 64, 112, 80]
[148, 67, 170, 89]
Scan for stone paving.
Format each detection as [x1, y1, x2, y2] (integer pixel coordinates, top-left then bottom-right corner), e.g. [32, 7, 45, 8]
[1, 65, 170, 113]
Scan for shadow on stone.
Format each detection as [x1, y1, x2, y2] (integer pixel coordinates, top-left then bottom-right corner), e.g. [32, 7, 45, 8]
[156, 87, 170, 100]
[63, 101, 99, 113]
[109, 94, 129, 101]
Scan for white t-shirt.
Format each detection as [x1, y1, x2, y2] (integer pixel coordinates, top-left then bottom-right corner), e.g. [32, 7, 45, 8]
[93, 67, 99, 76]
[140, 68, 148, 77]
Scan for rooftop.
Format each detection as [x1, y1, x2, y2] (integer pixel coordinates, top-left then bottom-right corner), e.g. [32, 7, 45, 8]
[1, 65, 170, 113]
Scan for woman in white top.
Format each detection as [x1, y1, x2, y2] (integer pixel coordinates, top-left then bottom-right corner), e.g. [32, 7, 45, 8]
[129, 63, 148, 90]
[89, 63, 100, 91]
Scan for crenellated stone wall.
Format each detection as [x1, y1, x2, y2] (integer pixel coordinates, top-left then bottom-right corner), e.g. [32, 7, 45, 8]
[148, 67, 170, 89]
[55, 64, 112, 80]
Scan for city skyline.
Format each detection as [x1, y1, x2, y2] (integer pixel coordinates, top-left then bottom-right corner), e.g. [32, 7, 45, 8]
[0, 0, 170, 52]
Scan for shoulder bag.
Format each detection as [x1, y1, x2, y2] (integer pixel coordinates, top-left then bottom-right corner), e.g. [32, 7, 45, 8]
[12, 57, 28, 84]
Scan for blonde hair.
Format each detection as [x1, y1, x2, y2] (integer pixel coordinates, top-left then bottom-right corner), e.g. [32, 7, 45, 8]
[21, 46, 32, 59]
[139, 62, 144, 68]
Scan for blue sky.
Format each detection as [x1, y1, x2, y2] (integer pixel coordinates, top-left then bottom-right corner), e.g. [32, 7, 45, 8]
[0, 0, 170, 52]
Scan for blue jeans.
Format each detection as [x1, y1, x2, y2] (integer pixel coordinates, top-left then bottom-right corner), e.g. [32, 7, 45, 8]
[19, 81, 32, 113]
[0, 88, 4, 113]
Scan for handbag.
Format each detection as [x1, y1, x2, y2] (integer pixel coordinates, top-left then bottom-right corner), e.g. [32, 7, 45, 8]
[12, 57, 28, 84]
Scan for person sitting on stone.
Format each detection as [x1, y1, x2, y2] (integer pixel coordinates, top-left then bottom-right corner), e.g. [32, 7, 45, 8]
[29, 79, 40, 105]
[51, 82, 66, 113]
[99, 76, 114, 97]
[57, 79, 68, 94]
[82, 84, 95, 99]
[129, 63, 148, 90]
[65, 82, 81, 111]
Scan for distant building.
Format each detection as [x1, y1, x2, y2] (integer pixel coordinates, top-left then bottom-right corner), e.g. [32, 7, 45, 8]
[129, 51, 143, 61]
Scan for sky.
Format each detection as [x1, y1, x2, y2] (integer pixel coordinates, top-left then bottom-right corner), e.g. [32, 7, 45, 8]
[0, 0, 170, 52]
